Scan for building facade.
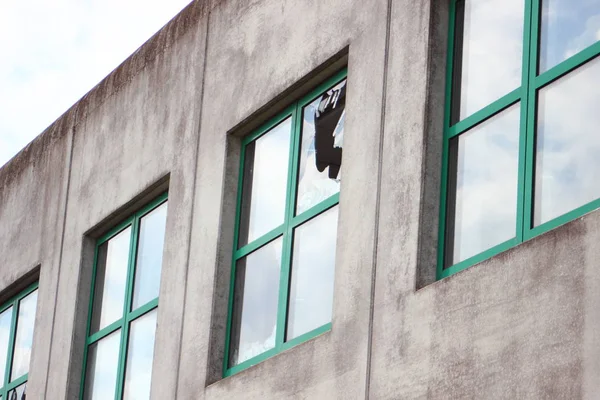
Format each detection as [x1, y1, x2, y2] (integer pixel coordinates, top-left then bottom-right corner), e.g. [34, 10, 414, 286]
[1, 0, 599, 398]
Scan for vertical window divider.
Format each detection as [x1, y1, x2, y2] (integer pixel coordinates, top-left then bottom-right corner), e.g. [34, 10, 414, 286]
[275, 102, 302, 348]
[436, 0, 458, 280]
[114, 215, 139, 400]
[523, 0, 541, 241]
[3, 298, 18, 396]
[516, 0, 536, 243]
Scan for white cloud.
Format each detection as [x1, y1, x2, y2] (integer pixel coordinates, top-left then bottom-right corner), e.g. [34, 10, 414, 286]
[0, 0, 193, 167]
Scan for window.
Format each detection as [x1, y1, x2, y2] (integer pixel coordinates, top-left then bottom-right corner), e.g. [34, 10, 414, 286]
[0, 283, 38, 400]
[439, 0, 600, 278]
[81, 194, 168, 400]
[224, 69, 346, 376]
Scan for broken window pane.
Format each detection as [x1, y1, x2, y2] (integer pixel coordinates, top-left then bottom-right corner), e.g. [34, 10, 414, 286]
[296, 80, 345, 215]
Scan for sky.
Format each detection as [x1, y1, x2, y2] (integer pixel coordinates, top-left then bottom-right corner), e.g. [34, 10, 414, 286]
[0, 0, 193, 168]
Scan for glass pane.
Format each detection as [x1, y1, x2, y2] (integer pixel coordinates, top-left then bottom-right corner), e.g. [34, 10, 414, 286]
[296, 80, 345, 215]
[453, 0, 524, 121]
[91, 227, 131, 333]
[0, 307, 13, 384]
[83, 330, 121, 400]
[10, 290, 38, 381]
[132, 203, 168, 310]
[229, 237, 282, 367]
[238, 119, 292, 246]
[539, 0, 600, 73]
[6, 383, 25, 400]
[287, 206, 338, 340]
[534, 57, 600, 225]
[445, 104, 520, 266]
[123, 310, 157, 400]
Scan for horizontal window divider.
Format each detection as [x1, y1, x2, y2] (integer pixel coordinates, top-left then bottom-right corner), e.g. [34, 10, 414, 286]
[524, 198, 600, 242]
[447, 89, 521, 139]
[5, 373, 28, 391]
[291, 193, 340, 228]
[234, 225, 286, 260]
[535, 41, 600, 90]
[281, 323, 331, 351]
[126, 298, 159, 322]
[86, 319, 123, 345]
[223, 347, 280, 377]
[439, 238, 520, 279]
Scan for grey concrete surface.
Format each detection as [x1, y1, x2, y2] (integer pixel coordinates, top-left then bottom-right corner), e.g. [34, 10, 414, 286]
[1, 0, 599, 399]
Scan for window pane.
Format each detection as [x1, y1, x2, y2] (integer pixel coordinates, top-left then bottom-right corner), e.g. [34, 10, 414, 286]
[0, 307, 13, 384]
[452, 0, 524, 121]
[539, 0, 600, 73]
[7, 383, 25, 400]
[445, 104, 520, 266]
[123, 310, 157, 400]
[229, 237, 282, 367]
[10, 290, 38, 381]
[287, 206, 338, 340]
[91, 227, 131, 333]
[296, 81, 345, 215]
[534, 57, 600, 226]
[132, 203, 168, 310]
[238, 119, 292, 247]
[83, 330, 121, 400]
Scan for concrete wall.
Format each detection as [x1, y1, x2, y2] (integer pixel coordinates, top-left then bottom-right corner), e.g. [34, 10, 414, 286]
[0, 0, 598, 398]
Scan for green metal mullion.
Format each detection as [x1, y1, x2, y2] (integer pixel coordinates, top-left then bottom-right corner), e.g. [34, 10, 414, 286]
[515, 0, 535, 243]
[436, 0, 457, 279]
[86, 319, 123, 345]
[290, 193, 339, 229]
[233, 225, 285, 260]
[4, 373, 27, 392]
[447, 89, 520, 138]
[1, 298, 17, 394]
[114, 215, 140, 400]
[534, 41, 600, 90]
[522, 0, 541, 241]
[275, 101, 303, 347]
[126, 298, 159, 323]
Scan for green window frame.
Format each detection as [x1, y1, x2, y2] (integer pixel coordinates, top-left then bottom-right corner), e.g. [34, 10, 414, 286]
[80, 193, 168, 400]
[0, 282, 38, 400]
[224, 68, 347, 376]
[438, 0, 600, 278]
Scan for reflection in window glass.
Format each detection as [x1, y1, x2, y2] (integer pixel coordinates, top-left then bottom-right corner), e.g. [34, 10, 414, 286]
[6, 384, 25, 400]
[132, 203, 168, 310]
[296, 81, 345, 215]
[10, 290, 38, 381]
[453, 0, 524, 121]
[123, 310, 157, 400]
[535, 57, 600, 225]
[446, 104, 520, 266]
[238, 119, 292, 247]
[0, 308, 12, 385]
[84, 330, 121, 400]
[287, 207, 338, 340]
[91, 227, 131, 333]
[539, 0, 600, 73]
[229, 237, 282, 367]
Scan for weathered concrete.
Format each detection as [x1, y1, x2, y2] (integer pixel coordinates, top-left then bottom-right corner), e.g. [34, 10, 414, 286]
[1, 0, 599, 399]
